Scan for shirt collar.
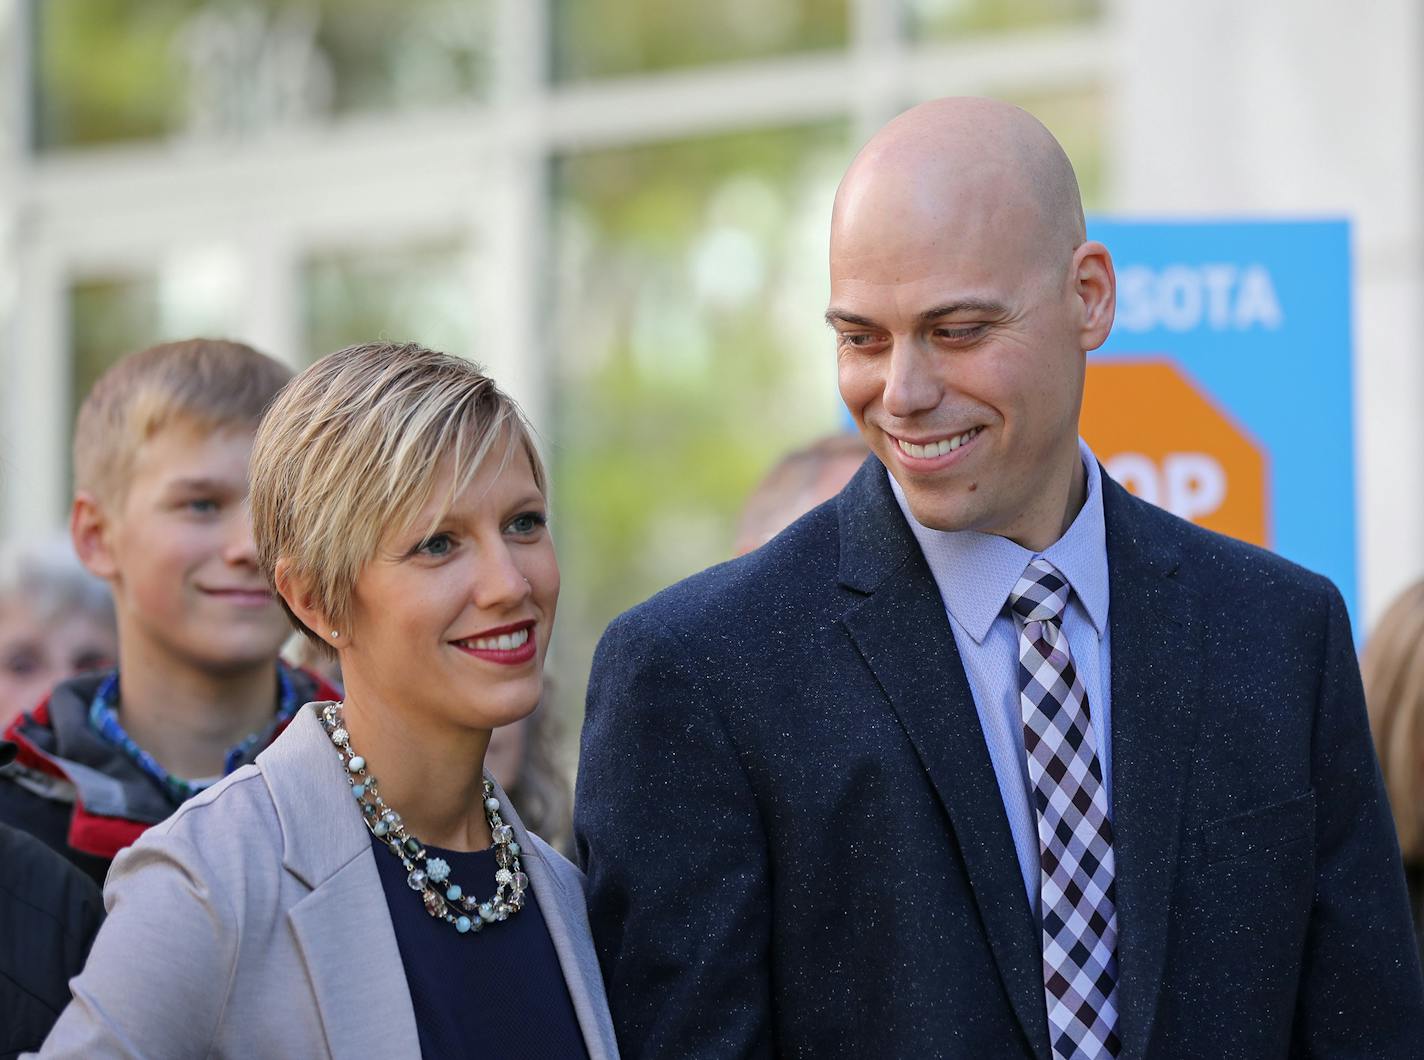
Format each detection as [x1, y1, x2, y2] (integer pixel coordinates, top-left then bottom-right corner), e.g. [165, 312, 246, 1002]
[889, 438, 1110, 644]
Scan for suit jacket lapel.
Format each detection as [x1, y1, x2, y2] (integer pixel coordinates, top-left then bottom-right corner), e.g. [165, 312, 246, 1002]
[838, 460, 1051, 1060]
[259, 706, 422, 1059]
[1101, 476, 1201, 1060]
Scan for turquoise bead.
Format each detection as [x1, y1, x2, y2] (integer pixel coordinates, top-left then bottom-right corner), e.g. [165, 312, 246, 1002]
[373, 819, 389, 837]
[446, 885, 462, 901]
[351, 784, 365, 799]
[484, 797, 500, 812]
[455, 916, 471, 933]
[347, 755, 365, 773]
[508, 842, 521, 856]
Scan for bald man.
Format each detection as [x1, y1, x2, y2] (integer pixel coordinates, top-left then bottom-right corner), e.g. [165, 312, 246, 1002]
[576, 99, 1424, 1059]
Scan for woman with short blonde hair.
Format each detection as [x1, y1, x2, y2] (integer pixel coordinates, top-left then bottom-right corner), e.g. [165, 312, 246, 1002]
[37, 342, 617, 1059]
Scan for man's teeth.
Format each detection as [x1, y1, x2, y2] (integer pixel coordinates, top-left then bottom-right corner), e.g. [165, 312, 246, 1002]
[460, 628, 531, 651]
[896, 427, 983, 459]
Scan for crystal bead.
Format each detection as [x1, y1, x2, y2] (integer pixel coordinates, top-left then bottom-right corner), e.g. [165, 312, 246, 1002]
[462, 896, 477, 910]
[445, 884, 462, 901]
[407, 869, 427, 891]
[426, 857, 450, 884]
[507, 892, 524, 912]
[422, 890, 447, 917]
[508, 841, 521, 856]
[330, 727, 349, 746]
[513, 871, 529, 891]
[495, 905, 509, 921]
[484, 797, 500, 813]
[363, 802, 378, 818]
[495, 848, 513, 868]
[492, 825, 513, 845]
[455, 916, 472, 933]
[381, 810, 401, 829]
[495, 868, 513, 886]
[347, 755, 365, 773]
[478, 903, 496, 922]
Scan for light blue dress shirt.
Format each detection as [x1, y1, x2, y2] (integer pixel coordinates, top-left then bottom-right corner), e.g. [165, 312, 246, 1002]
[888, 438, 1112, 911]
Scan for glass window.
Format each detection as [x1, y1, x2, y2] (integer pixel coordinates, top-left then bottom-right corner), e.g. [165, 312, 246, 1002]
[33, 0, 493, 150]
[301, 241, 477, 364]
[905, 0, 1103, 39]
[551, 0, 848, 82]
[69, 250, 241, 421]
[550, 123, 848, 688]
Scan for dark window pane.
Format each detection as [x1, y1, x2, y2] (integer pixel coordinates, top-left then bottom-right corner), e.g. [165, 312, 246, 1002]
[302, 241, 476, 364]
[906, 0, 1102, 38]
[551, 123, 848, 690]
[34, 0, 492, 150]
[69, 276, 162, 422]
[552, 0, 848, 82]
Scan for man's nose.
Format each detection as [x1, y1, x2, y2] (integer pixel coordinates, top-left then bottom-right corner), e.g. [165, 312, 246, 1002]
[881, 340, 943, 418]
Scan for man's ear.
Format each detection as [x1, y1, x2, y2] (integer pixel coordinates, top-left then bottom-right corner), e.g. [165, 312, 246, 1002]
[71, 491, 119, 580]
[1072, 240, 1116, 353]
[274, 559, 340, 649]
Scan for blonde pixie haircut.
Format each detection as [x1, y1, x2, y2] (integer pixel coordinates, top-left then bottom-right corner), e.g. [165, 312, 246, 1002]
[249, 342, 546, 652]
[1363, 578, 1424, 865]
[74, 338, 293, 505]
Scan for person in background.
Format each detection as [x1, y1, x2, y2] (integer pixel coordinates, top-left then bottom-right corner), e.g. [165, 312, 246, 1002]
[1363, 577, 1424, 955]
[0, 339, 338, 885]
[486, 689, 574, 854]
[0, 741, 104, 1060]
[733, 432, 868, 556]
[0, 536, 116, 729]
[34, 342, 616, 1058]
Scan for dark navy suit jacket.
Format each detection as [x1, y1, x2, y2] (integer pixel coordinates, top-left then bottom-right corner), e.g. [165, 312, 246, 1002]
[576, 458, 1424, 1058]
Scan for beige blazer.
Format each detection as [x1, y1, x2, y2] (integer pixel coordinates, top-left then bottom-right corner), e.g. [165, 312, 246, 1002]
[33, 704, 619, 1060]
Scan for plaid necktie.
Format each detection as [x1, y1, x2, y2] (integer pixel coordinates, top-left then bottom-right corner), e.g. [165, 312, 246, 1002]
[1010, 557, 1121, 1059]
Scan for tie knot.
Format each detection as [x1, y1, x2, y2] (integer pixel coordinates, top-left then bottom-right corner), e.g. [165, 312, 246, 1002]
[1009, 558, 1070, 623]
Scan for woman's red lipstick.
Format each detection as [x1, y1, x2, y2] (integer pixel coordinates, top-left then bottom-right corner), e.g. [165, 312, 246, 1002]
[450, 620, 537, 665]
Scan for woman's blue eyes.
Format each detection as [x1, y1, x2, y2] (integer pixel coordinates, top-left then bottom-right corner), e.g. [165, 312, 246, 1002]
[508, 512, 548, 535]
[414, 513, 546, 557]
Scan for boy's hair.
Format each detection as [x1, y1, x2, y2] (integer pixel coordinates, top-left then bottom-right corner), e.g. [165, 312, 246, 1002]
[73, 339, 293, 505]
[249, 342, 546, 654]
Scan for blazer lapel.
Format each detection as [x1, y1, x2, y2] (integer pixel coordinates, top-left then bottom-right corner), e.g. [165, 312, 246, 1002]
[492, 778, 620, 1060]
[1100, 477, 1202, 1060]
[288, 854, 423, 1059]
[838, 461, 1051, 1060]
[259, 705, 422, 1059]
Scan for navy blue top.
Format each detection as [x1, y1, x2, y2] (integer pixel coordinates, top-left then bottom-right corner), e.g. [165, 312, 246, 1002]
[369, 832, 591, 1060]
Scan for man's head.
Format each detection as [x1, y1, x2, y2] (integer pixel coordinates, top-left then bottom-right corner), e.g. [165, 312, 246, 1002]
[70, 339, 295, 677]
[828, 97, 1115, 550]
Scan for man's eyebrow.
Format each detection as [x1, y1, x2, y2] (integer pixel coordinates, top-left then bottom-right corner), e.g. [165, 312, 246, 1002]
[824, 309, 879, 328]
[918, 299, 1009, 321]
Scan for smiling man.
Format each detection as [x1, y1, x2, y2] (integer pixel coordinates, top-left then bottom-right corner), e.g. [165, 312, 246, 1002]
[577, 98, 1424, 1059]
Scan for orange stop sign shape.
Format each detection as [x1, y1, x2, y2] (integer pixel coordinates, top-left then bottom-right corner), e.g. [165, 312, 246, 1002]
[1081, 359, 1269, 546]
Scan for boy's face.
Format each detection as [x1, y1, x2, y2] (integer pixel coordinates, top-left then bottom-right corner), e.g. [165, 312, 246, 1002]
[87, 421, 291, 677]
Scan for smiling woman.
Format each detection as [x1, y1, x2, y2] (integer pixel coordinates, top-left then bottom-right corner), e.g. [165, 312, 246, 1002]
[33, 343, 616, 1059]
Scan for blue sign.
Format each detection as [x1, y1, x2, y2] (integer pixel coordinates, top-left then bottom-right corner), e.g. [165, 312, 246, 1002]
[1088, 218, 1356, 624]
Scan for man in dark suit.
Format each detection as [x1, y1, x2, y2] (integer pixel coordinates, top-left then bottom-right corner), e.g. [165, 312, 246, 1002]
[575, 97, 1424, 1059]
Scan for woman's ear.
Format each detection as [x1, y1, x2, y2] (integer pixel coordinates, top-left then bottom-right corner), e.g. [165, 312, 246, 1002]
[274, 559, 341, 650]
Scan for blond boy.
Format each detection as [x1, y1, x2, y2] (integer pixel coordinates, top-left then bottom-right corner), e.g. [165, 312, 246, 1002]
[0, 339, 338, 883]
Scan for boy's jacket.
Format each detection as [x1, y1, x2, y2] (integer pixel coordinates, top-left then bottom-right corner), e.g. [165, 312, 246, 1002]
[0, 665, 338, 884]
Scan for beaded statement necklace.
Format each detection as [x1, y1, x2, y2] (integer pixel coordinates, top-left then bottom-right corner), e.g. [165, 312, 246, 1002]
[319, 702, 528, 935]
